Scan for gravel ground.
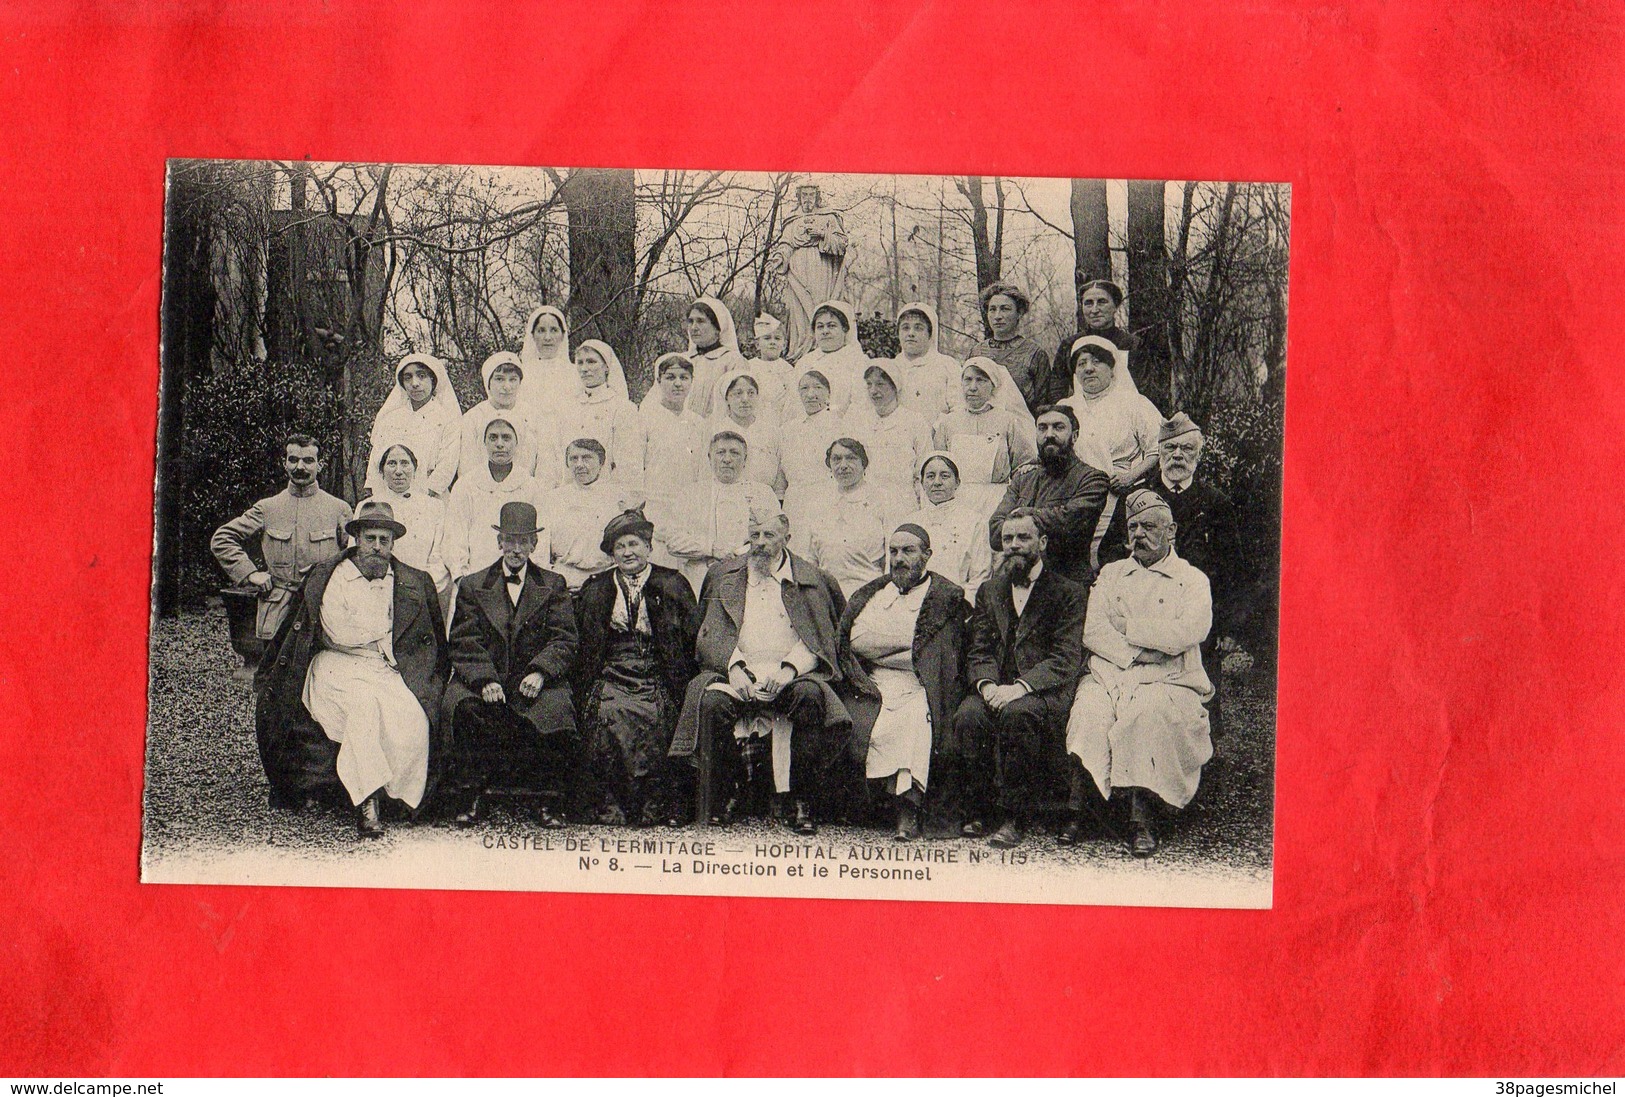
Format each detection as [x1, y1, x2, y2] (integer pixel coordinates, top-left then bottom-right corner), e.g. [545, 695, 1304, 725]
[142, 606, 1275, 903]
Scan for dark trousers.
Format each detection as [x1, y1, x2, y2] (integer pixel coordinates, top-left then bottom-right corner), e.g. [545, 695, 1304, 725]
[699, 679, 837, 814]
[950, 690, 1069, 821]
[451, 696, 579, 808]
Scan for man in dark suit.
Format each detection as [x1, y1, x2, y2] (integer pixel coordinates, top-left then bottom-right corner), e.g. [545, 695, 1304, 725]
[947, 508, 1088, 849]
[988, 405, 1110, 585]
[444, 501, 580, 826]
[668, 505, 850, 834]
[254, 500, 449, 836]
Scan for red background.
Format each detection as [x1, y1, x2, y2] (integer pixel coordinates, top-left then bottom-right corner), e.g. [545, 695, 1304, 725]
[2, 0, 1622, 1076]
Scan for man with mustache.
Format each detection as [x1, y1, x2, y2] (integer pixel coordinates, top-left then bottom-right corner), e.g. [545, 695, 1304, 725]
[836, 524, 970, 841]
[212, 433, 353, 647]
[1065, 489, 1215, 858]
[988, 405, 1109, 585]
[668, 504, 850, 834]
[947, 509, 1087, 848]
[444, 501, 580, 828]
[254, 500, 450, 833]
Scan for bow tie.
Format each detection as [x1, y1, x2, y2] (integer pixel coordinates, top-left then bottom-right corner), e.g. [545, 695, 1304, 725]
[504, 571, 524, 585]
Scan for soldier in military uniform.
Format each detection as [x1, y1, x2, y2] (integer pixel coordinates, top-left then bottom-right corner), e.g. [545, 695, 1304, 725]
[212, 434, 354, 643]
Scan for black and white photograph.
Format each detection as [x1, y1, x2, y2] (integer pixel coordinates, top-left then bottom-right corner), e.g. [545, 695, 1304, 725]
[145, 161, 1287, 907]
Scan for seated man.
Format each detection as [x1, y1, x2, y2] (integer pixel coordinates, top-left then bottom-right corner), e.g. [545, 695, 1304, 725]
[836, 524, 969, 841]
[668, 505, 850, 834]
[444, 501, 580, 827]
[948, 509, 1087, 849]
[1065, 489, 1213, 858]
[573, 509, 699, 827]
[254, 500, 449, 835]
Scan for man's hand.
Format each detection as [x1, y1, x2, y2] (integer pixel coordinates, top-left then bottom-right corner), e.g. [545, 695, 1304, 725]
[519, 672, 544, 699]
[1131, 647, 1172, 667]
[1108, 470, 1137, 493]
[249, 571, 274, 595]
[727, 664, 756, 701]
[981, 683, 1027, 711]
[481, 682, 506, 704]
[754, 664, 794, 702]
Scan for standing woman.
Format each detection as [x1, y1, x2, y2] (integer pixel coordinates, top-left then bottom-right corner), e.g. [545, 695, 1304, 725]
[805, 437, 895, 598]
[712, 369, 786, 497]
[635, 353, 708, 541]
[1058, 334, 1164, 570]
[457, 351, 551, 488]
[555, 339, 641, 490]
[791, 300, 869, 418]
[652, 296, 746, 420]
[365, 353, 463, 498]
[518, 305, 577, 423]
[930, 356, 1038, 520]
[442, 417, 550, 584]
[846, 360, 934, 518]
[574, 510, 699, 828]
[890, 303, 960, 420]
[779, 369, 845, 537]
[1052, 278, 1138, 404]
[968, 281, 1051, 416]
[904, 452, 992, 601]
[373, 443, 454, 619]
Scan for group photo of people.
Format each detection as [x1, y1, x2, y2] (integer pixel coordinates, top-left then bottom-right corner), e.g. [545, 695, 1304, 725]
[148, 162, 1285, 896]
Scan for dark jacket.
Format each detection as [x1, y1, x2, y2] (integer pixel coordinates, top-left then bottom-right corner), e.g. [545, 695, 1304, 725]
[989, 454, 1110, 584]
[836, 573, 970, 767]
[254, 551, 450, 809]
[669, 551, 851, 758]
[965, 565, 1087, 700]
[444, 560, 578, 737]
[573, 564, 699, 703]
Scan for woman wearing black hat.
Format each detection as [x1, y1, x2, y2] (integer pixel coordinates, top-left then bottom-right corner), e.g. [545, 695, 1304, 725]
[1051, 279, 1139, 404]
[573, 509, 699, 826]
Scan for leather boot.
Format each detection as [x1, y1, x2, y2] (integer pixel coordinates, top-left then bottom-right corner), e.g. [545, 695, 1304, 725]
[357, 794, 384, 838]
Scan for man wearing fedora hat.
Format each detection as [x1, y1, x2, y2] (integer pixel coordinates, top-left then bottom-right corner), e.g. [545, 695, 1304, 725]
[444, 500, 580, 826]
[254, 499, 450, 836]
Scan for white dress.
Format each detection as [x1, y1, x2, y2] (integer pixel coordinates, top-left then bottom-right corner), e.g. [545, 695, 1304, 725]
[301, 560, 430, 808]
[905, 495, 992, 601]
[636, 398, 709, 534]
[539, 478, 638, 590]
[850, 577, 934, 794]
[806, 482, 894, 597]
[846, 404, 933, 517]
[780, 409, 844, 536]
[554, 385, 642, 487]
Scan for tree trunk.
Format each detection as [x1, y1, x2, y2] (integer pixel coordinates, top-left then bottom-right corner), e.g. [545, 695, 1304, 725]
[1126, 179, 1172, 413]
[961, 176, 1001, 290]
[561, 168, 637, 369]
[1069, 178, 1110, 328]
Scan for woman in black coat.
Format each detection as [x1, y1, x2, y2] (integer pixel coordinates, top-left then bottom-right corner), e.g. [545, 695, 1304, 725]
[573, 510, 699, 826]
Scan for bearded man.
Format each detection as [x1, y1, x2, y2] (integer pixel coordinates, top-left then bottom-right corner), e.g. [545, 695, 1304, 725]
[253, 500, 449, 836]
[668, 505, 849, 834]
[946, 509, 1087, 849]
[836, 524, 970, 840]
[988, 405, 1109, 584]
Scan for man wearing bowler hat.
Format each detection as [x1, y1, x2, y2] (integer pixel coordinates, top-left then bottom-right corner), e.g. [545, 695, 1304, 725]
[444, 500, 580, 826]
[254, 500, 450, 836]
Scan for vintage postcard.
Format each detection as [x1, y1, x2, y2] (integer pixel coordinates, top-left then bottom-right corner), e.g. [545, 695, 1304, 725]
[145, 160, 1284, 907]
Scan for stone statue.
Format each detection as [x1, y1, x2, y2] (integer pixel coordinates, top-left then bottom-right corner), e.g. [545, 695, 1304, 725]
[767, 183, 853, 360]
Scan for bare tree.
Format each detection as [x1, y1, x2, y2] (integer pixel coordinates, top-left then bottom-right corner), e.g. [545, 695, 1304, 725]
[954, 175, 1006, 291]
[1069, 178, 1110, 327]
[1127, 179, 1172, 412]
